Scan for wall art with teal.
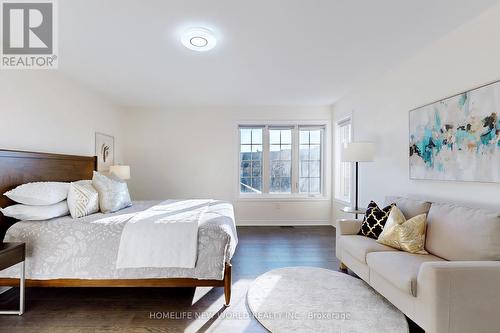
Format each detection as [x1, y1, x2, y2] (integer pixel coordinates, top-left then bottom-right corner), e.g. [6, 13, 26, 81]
[409, 81, 500, 182]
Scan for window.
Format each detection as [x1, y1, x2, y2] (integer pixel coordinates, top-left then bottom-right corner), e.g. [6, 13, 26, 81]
[335, 117, 352, 203]
[239, 125, 325, 197]
[269, 128, 292, 193]
[239, 127, 263, 193]
[299, 128, 322, 194]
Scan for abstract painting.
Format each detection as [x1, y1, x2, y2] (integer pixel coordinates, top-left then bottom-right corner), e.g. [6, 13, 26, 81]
[409, 81, 500, 182]
[95, 132, 114, 172]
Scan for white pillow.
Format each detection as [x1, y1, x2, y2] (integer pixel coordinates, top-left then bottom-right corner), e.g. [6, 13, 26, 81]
[92, 171, 131, 213]
[0, 201, 69, 221]
[67, 180, 99, 218]
[4, 182, 69, 206]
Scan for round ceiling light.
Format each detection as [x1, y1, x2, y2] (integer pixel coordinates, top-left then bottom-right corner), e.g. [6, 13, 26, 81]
[181, 27, 216, 52]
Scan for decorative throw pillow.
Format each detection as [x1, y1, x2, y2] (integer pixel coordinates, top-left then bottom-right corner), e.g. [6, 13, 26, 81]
[358, 201, 395, 239]
[0, 200, 69, 221]
[4, 181, 69, 206]
[67, 180, 99, 218]
[377, 206, 428, 254]
[92, 171, 132, 213]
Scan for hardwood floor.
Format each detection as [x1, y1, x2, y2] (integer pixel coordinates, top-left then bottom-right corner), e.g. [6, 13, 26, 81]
[0, 226, 423, 332]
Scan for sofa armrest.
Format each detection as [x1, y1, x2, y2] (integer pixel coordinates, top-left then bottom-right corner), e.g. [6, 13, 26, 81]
[336, 219, 362, 236]
[416, 261, 500, 333]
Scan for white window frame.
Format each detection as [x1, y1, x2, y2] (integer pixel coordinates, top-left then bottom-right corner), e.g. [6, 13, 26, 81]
[238, 126, 265, 194]
[236, 121, 331, 201]
[268, 126, 294, 194]
[334, 115, 353, 204]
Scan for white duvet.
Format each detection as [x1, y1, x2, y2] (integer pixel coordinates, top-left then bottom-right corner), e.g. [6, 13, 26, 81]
[116, 200, 211, 269]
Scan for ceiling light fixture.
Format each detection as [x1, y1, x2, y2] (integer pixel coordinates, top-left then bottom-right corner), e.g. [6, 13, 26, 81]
[181, 27, 216, 52]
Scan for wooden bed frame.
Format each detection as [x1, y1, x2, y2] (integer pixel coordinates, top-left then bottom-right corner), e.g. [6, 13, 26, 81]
[0, 149, 232, 306]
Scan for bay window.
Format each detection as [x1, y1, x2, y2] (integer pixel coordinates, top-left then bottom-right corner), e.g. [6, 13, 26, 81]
[239, 124, 325, 197]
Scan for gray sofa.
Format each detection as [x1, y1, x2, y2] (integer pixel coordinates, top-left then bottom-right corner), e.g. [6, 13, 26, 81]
[336, 196, 500, 333]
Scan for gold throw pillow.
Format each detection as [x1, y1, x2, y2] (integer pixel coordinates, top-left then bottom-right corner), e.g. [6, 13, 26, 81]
[377, 206, 428, 254]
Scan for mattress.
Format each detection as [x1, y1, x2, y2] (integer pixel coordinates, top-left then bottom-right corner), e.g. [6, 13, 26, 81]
[0, 200, 237, 280]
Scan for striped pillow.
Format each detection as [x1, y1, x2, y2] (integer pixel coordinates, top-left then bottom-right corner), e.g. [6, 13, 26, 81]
[67, 180, 99, 218]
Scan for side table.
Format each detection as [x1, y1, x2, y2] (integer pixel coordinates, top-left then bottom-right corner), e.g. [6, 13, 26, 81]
[340, 206, 366, 219]
[0, 242, 25, 315]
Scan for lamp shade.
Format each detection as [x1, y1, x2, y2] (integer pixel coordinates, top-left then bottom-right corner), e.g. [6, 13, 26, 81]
[341, 142, 375, 162]
[109, 165, 131, 180]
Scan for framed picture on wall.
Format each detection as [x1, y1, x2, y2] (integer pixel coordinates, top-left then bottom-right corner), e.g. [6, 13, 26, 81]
[95, 132, 114, 172]
[409, 80, 500, 182]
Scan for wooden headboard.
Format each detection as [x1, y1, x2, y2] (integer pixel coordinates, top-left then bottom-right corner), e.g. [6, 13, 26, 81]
[0, 149, 97, 239]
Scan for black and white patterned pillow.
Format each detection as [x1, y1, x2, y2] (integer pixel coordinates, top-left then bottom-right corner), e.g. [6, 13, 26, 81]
[358, 201, 395, 239]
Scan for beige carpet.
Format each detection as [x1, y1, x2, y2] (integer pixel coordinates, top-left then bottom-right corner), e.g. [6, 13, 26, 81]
[247, 267, 409, 333]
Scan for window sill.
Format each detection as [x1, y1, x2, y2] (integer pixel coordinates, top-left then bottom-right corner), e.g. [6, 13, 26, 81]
[334, 198, 352, 206]
[237, 194, 331, 202]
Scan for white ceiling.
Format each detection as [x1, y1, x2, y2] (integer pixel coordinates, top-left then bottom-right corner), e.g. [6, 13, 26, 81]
[59, 0, 499, 108]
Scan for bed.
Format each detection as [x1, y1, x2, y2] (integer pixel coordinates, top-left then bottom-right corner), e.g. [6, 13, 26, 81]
[0, 149, 236, 306]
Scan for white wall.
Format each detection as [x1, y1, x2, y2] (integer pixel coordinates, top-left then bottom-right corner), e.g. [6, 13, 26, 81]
[333, 3, 500, 221]
[0, 71, 123, 160]
[122, 106, 332, 225]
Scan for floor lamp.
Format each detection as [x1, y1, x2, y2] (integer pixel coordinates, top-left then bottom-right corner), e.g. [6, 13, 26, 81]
[341, 142, 374, 219]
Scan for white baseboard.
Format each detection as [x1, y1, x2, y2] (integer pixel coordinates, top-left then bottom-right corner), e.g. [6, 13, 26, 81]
[237, 219, 333, 226]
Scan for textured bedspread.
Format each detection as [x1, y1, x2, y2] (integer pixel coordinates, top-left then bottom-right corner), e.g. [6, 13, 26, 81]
[0, 200, 237, 280]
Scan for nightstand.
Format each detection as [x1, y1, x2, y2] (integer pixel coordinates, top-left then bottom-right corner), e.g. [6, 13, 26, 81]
[0, 243, 25, 315]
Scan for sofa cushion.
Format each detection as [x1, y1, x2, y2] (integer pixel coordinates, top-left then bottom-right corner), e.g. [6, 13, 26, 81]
[426, 203, 500, 261]
[358, 201, 395, 239]
[340, 235, 396, 264]
[385, 196, 431, 219]
[377, 206, 428, 254]
[367, 251, 445, 297]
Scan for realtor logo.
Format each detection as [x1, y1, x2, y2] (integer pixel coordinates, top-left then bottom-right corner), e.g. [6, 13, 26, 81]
[1, 0, 58, 69]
